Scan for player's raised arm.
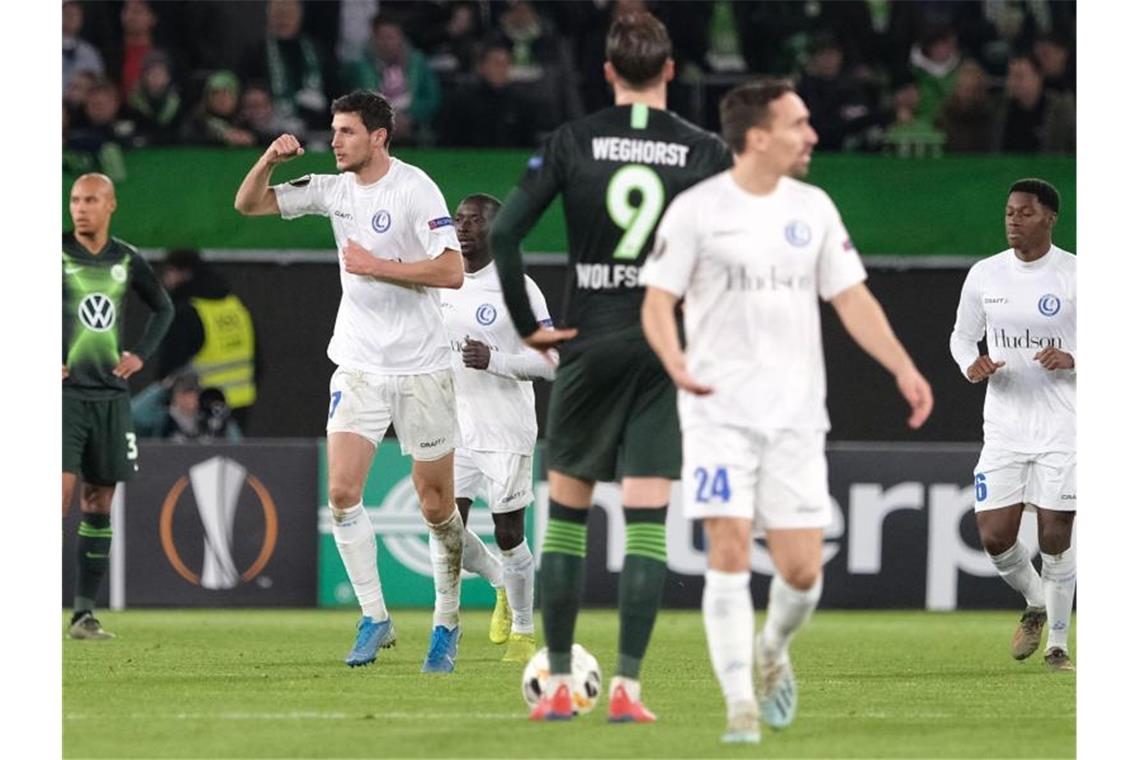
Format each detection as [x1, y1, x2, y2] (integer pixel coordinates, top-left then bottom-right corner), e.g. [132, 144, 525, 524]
[233, 133, 305, 216]
[829, 282, 933, 429]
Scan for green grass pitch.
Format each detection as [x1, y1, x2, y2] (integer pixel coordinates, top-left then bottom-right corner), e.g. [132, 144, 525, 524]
[63, 609, 1075, 758]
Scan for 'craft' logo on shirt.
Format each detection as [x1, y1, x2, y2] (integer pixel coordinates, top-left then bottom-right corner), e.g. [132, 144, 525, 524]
[784, 220, 812, 247]
[1038, 294, 1061, 317]
[78, 293, 116, 332]
[476, 304, 497, 325]
[372, 210, 392, 233]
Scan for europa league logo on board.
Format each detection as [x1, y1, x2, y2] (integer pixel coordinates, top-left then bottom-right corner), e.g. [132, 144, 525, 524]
[159, 456, 278, 589]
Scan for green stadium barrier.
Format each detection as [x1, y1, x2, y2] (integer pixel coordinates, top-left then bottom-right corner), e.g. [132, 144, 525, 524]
[63, 148, 1075, 256]
[316, 439, 537, 609]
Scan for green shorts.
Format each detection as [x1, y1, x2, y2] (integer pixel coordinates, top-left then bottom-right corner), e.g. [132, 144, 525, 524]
[62, 395, 139, 485]
[546, 335, 680, 482]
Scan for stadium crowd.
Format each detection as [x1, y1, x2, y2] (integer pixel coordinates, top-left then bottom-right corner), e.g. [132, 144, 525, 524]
[63, 0, 1076, 169]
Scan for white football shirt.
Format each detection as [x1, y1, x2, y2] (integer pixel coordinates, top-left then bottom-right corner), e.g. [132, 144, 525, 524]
[441, 262, 553, 454]
[641, 172, 867, 431]
[950, 246, 1076, 453]
[273, 157, 460, 374]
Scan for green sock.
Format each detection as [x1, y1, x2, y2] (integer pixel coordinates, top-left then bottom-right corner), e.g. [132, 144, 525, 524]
[75, 513, 112, 617]
[617, 507, 668, 679]
[541, 501, 588, 674]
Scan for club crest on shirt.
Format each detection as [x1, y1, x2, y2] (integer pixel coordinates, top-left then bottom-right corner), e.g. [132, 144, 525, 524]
[476, 304, 497, 326]
[1037, 293, 1061, 317]
[372, 210, 392, 233]
[110, 263, 127, 283]
[784, 220, 812, 247]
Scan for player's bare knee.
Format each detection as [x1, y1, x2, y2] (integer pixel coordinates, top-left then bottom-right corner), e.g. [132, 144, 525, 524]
[493, 510, 526, 550]
[979, 527, 1017, 557]
[328, 482, 363, 510]
[1038, 525, 1072, 555]
[781, 565, 820, 591]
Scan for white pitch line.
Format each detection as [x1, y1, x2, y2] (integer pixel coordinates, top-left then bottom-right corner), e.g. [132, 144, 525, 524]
[65, 711, 527, 721]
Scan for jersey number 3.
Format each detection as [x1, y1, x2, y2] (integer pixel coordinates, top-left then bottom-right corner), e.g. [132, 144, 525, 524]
[606, 165, 665, 260]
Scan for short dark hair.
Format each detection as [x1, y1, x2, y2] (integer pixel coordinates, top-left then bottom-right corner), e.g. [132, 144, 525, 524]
[1009, 178, 1060, 214]
[719, 78, 797, 154]
[460, 193, 502, 216]
[605, 11, 672, 88]
[331, 90, 395, 144]
[165, 248, 203, 272]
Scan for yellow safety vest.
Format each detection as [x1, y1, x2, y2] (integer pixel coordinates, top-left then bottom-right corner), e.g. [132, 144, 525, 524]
[189, 295, 256, 409]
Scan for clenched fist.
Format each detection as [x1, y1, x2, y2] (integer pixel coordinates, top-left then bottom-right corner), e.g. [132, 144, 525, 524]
[263, 133, 305, 166]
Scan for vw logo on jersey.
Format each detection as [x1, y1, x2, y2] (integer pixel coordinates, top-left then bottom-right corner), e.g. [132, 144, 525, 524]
[476, 304, 497, 326]
[111, 263, 127, 283]
[371, 210, 392, 233]
[784, 220, 812, 247]
[78, 293, 116, 332]
[1038, 293, 1062, 317]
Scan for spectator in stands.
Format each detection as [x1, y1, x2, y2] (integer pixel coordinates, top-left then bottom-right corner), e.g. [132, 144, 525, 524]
[181, 71, 257, 148]
[237, 83, 287, 148]
[992, 54, 1075, 153]
[1034, 33, 1075, 97]
[157, 249, 258, 432]
[242, 0, 332, 136]
[66, 79, 136, 179]
[125, 51, 183, 146]
[494, 0, 582, 132]
[909, 24, 962, 127]
[63, 1, 105, 90]
[406, 1, 489, 74]
[342, 13, 441, 145]
[438, 38, 535, 147]
[938, 59, 997, 153]
[67, 78, 137, 151]
[797, 33, 886, 151]
[110, 0, 160, 99]
[65, 70, 98, 126]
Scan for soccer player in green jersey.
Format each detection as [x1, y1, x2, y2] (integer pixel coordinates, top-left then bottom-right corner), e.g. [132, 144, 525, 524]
[63, 173, 173, 639]
[491, 12, 733, 722]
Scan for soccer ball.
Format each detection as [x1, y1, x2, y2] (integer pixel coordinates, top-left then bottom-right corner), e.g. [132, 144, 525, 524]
[521, 643, 602, 714]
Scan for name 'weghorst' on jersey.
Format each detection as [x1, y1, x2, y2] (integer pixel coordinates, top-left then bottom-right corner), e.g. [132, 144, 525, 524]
[514, 104, 732, 351]
[950, 246, 1076, 453]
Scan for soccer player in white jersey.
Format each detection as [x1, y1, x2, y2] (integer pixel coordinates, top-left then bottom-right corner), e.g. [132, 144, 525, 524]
[950, 179, 1076, 672]
[234, 91, 469, 674]
[438, 193, 555, 664]
[641, 80, 934, 745]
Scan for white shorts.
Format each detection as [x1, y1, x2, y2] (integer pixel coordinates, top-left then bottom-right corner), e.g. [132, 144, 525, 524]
[973, 446, 1077, 513]
[682, 426, 831, 534]
[326, 367, 457, 461]
[454, 448, 533, 513]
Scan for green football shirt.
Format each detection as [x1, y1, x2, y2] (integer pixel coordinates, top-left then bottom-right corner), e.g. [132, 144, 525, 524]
[62, 233, 174, 399]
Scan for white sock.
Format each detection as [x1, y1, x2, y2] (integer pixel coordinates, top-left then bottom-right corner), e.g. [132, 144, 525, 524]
[760, 573, 822, 665]
[702, 570, 755, 706]
[462, 526, 503, 588]
[330, 503, 387, 621]
[501, 538, 535, 634]
[1041, 550, 1076, 652]
[427, 508, 464, 629]
[989, 541, 1046, 609]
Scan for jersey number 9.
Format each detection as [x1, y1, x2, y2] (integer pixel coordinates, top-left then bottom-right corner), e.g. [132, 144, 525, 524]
[606, 165, 665, 260]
